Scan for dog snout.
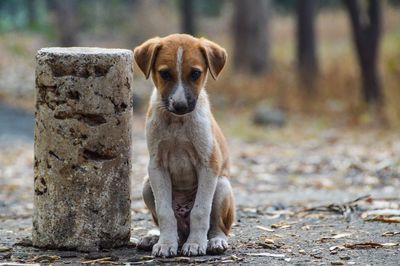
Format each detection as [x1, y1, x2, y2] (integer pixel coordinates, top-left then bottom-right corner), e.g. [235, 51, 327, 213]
[172, 101, 189, 114]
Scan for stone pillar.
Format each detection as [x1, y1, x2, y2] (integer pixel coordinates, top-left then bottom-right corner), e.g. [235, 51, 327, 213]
[33, 48, 133, 251]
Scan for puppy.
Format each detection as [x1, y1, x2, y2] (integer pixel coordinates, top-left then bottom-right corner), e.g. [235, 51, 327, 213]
[133, 34, 235, 257]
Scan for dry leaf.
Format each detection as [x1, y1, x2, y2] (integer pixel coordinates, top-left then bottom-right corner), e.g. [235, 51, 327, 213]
[230, 255, 243, 262]
[271, 223, 292, 229]
[30, 255, 60, 263]
[140, 255, 155, 261]
[172, 257, 191, 263]
[130, 260, 154, 265]
[257, 238, 284, 249]
[245, 252, 285, 258]
[320, 233, 352, 242]
[381, 243, 399, 247]
[0, 246, 12, 252]
[256, 225, 275, 232]
[329, 245, 346, 252]
[364, 216, 400, 223]
[382, 231, 400, 236]
[362, 209, 400, 217]
[242, 207, 257, 213]
[344, 242, 399, 249]
[82, 257, 115, 264]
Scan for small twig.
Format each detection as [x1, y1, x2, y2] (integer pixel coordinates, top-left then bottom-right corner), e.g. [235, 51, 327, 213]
[82, 257, 117, 264]
[298, 195, 371, 215]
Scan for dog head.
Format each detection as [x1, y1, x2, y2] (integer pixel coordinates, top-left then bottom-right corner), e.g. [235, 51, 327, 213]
[134, 34, 227, 115]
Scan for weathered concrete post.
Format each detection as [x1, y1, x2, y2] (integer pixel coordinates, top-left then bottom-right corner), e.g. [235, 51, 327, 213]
[33, 47, 133, 251]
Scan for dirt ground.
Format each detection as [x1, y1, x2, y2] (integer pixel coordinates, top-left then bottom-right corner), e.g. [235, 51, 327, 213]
[0, 103, 399, 265]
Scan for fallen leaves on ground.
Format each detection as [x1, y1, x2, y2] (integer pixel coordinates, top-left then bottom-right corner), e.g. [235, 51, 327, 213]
[152, 255, 244, 264]
[364, 216, 400, 223]
[362, 209, 400, 223]
[1, 110, 400, 264]
[255, 225, 274, 232]
[330, 242, 399, 253]
[271, 222, 294, 229]
[81, 257, 119, 264]
[256, 238, 285, 249]
[300, 195, 370, 217]
[245, 252, 285, 258]
[29, 255, 60, 263]
[382, 231, 400, 236]
[320, 233, 353, 242]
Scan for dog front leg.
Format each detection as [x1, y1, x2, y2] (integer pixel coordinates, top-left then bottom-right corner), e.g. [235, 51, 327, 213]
[182, 167, 218, 256]
[148, 162, 178, 257]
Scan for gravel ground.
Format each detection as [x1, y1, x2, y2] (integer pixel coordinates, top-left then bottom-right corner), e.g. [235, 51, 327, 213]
[0, 103, 399, 265]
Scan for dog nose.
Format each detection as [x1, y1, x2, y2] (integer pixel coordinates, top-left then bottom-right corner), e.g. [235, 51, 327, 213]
[173, 102, 188, 114]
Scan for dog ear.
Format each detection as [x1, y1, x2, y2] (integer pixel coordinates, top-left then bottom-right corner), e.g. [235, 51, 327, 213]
[200, 38, 227, 80]
[133, 37, 161, 79]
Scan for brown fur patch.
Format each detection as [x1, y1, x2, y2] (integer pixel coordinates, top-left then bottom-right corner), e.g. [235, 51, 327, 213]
[134, 34, 227, 102]
[199, 38, 227, 80]
[219, 192, 235, 235]
[209, 116, 230, 177]
[152, 213, 159, 227]
[134, 37, 161, 79]
[150, 35, 208, 102]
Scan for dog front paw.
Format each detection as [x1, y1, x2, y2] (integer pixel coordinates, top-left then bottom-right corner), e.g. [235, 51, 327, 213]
[152, 242, 178, 257]
[181, 240, 207, 256]
[207, 236, 228, 254]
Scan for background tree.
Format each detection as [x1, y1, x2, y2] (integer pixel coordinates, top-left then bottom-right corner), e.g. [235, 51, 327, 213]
[343, 0, 383, 106]
[27, 0, 38, 29]
[53, 0, 78, 46]
[296, 0, 319, 94]
[180, 0, 196, 35]
[232, 0, 270, 75]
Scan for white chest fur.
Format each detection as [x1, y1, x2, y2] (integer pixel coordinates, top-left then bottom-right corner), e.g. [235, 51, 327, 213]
[146, 88, 213, 190]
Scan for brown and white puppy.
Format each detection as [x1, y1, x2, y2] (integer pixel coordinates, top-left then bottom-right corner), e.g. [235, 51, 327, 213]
[133, 34, 235, 257]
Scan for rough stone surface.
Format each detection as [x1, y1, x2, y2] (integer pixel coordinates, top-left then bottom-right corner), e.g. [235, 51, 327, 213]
[33, 47, 134, 251]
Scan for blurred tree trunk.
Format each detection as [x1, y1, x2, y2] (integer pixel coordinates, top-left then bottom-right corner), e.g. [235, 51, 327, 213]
[232, 0, 270, 75]
[297, 0, 319, 94]
[27, 0, 38, 28]
[54, 0, 78, 46]
[343, 0, 383, 106]
[180, 0, 196, 35]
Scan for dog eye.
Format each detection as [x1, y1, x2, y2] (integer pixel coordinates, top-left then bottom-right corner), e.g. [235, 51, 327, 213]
[190, 70, 201, 81]
[159, 70, 172, 81]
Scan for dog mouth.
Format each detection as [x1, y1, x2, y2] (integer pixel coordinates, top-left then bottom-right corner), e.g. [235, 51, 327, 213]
[169, 109, 194, 116]
[166, 104, 196, 116]
[163, 100, 196, 116]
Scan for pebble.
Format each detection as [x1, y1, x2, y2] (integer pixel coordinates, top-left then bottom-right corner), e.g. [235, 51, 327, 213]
[253, 105, 287, 127]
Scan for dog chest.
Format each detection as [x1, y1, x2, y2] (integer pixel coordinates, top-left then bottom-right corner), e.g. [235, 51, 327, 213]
[157, 138, 199, 191]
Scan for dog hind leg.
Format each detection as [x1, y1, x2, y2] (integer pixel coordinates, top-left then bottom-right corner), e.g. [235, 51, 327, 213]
[207, 176, 235, 254]
[137, 177, 160, 251]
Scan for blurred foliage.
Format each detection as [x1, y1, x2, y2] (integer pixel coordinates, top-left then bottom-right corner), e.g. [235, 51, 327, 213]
[1, 0, 399, 33]
[0, 0, 48, 32]
[273, 0, 400, 13]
